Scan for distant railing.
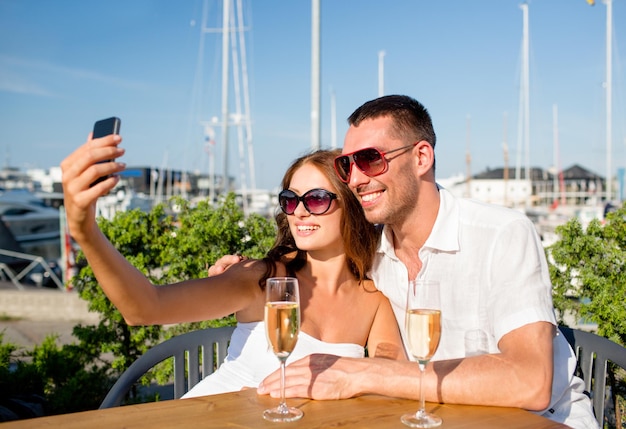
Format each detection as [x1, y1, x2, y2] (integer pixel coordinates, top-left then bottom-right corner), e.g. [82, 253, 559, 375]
[0, 248, 64, 290]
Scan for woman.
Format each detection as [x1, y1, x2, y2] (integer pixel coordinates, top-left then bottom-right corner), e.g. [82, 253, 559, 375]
[61, 132, 405, 396]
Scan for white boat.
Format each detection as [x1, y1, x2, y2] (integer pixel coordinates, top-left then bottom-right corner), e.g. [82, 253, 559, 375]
[0, 189, 61, 259]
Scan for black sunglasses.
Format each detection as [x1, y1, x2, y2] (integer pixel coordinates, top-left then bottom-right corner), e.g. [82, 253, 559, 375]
[333, 142, 418, 183]
[278, 188, 338, 215]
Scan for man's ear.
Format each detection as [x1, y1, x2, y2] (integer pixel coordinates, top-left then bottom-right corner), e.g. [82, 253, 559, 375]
[414, 140, 434, 177]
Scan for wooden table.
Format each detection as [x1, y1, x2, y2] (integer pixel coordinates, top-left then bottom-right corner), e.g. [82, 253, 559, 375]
[0, 389, 569, 428]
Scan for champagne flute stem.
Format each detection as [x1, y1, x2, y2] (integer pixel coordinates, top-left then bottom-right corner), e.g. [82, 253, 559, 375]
[279, 358, 287, 412]
[418, 361, 426, 416]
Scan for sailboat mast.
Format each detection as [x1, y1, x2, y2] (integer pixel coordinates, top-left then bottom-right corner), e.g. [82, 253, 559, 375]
[221, 0, 231, 194]
[229, 3, 249, 214]
[521, 2, 530, 189]
[552, 104, 566, 206]
[502, 112, 509, 206]
[605, 0, 613, 201]
[330, 88, 337, 149]
[552, 104, 559, 202]
[465, 115, 471, 198]
[236, 0, 256, 191]
[378, 50, 385, 97]
[311, 0, 321, 150]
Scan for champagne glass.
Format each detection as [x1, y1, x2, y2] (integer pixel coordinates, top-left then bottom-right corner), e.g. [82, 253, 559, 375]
[401, 279, 442, 428]
[263, 277, 304, 422]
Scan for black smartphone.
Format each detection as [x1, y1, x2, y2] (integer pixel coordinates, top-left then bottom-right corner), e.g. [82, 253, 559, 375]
[90, 117, 121, 187]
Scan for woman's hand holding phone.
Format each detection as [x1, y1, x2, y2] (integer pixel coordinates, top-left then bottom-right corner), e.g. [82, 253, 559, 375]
[60, 117, 125, 240]
[90, 117, 122, 187]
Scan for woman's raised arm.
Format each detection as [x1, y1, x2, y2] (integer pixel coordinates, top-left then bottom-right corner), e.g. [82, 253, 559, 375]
[61, 136, 264, 326]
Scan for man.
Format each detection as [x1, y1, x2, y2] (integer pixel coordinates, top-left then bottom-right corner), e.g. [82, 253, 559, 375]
[213, 95, 597, 428]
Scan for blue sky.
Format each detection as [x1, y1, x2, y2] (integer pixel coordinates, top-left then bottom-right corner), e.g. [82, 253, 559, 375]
[1, 0, 624, 192]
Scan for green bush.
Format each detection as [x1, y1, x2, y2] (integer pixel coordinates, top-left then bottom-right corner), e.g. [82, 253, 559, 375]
[0, 333, 109, 418]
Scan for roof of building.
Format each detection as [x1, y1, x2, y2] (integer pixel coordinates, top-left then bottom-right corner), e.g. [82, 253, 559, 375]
[472, 164, 604, 181]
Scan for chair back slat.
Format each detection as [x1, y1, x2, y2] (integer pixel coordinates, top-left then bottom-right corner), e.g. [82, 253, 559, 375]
[186, 345, 201, 392]
[201, 343, 213, 381]
[172, 349, 186, 399]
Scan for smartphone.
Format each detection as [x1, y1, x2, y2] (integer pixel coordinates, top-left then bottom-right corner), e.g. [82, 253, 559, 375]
[90, 117, 121, 187]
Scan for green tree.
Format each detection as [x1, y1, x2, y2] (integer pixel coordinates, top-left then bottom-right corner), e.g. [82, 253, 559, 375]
[548, 203, 626, 346]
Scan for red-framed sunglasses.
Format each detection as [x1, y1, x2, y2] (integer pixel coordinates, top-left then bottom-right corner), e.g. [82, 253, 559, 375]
[333, 142, 418, 183]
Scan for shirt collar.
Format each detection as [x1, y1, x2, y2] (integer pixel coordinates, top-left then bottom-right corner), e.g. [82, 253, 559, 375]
[378, 186, 460, 258]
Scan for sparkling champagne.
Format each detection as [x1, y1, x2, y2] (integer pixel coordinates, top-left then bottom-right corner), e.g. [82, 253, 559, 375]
[265, 302, 299, 358]
[406, 309, 441, 361]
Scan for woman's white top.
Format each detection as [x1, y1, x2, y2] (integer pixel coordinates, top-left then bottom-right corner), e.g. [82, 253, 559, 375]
[182, 321, 364, 398]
